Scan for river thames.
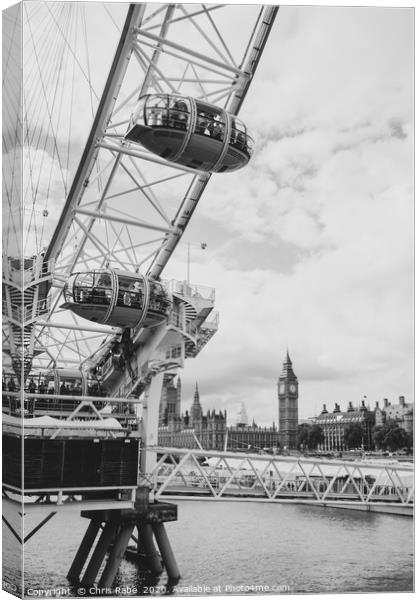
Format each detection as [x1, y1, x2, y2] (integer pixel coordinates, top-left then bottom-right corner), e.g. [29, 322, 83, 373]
[3, 500, 414, 596]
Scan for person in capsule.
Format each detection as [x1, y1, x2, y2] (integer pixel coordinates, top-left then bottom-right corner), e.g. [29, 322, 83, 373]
[91, 273, 111, 304]
[209, 115, 223, 141]
[170, 98, 188, 130]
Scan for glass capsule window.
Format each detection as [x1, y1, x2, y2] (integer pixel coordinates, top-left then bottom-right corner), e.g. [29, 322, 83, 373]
[148, 281, 171, 313]
[143, 94, 192, 131]
[63, 275, 76, 303]
[76, 273, 94, 287]
[71, 272, 112, 305]
[245, 133, 255, 154]
[145, 94, 169, 127]
[116, 276, 143, 309]
[73, 272, 94, 303]
[91, 272, 112, 305]
[230, 117, 254, 157]
[168, 96, 190, 130]
[195, 102, 226, 140]
[131, 96, 147, 127]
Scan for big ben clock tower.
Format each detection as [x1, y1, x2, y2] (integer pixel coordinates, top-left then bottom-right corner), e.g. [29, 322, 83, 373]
[278, 351, 299, 450]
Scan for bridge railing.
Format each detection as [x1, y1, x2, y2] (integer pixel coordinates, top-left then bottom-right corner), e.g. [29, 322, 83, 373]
[144, 447, 414, 506]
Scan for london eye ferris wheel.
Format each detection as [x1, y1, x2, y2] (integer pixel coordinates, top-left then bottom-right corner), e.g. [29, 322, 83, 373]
[2, 1, 278, 443]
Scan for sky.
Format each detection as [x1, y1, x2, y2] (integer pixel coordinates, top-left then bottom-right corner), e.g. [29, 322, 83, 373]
[2, 0, 414, 426]
[161, 2, 414, 424]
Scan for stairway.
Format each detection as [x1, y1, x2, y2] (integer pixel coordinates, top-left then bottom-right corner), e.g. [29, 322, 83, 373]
[171, 287, 218, 359]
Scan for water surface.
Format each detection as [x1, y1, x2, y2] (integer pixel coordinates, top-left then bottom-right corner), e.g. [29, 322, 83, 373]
[2, 500, 413, 596]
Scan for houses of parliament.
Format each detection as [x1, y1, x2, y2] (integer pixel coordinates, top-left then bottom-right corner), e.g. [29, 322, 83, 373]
[157, 351, 299, 451]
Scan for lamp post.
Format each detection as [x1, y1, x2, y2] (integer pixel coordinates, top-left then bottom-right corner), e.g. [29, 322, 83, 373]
[186, 242, 207, 285]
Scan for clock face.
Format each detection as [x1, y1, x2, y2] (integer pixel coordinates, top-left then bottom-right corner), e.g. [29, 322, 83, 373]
[279, 383, 285, 394]
[289, 384, 297, 393]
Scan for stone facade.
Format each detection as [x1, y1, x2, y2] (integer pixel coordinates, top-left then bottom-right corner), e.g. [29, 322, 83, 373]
[374, 396, 413, 434]
[157, 381, 281, 451]
[158, 411, 226, 450]
[159, 373, 181, 426]
[313, 401, 375, 451]
[226, 423, 280, 451]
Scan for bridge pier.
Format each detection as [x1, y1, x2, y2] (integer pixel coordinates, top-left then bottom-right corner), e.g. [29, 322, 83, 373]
[67, 490, 179, 589]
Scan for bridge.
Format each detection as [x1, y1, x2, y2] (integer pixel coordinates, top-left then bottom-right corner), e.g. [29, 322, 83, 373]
[144, 447, 413, 516]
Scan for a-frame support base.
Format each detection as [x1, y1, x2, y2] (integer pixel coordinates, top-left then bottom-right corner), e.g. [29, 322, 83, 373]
[67, 490, 179, 589]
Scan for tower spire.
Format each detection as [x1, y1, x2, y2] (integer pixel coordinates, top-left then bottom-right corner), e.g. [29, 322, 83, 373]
[191, 381, 202, 423]
[282, 350, 296, 378]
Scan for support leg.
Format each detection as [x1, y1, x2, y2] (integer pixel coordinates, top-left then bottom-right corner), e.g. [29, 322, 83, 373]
[152, 522, 180, 581]
[137, 523, 163, 575]
[81, 522, 118, 587]
[136, 526, 147, 557]
[140, 372, 164, 476]
[67, 520, 101, 581]
[98, 523, 135, 588]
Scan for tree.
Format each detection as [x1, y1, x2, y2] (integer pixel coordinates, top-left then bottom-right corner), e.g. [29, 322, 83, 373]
[405, 430, 413, 452]
[308, 425, 324, 449]
[298, 423, 324, 450]
[373, 420, 409, 452]
[343, 423, 365, 449]
[297, 423, 310, 450]
[384, 426, 409, 452]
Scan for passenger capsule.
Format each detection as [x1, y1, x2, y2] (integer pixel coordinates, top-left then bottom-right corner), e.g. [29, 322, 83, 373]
[125, 93, 254, 173]
[61, 270, 171, 329]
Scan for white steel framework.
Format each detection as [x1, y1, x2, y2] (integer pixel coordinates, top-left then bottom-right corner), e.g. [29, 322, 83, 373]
[2, 4, 278, 486]
[145, 447, 414, 515]
[3, 2, 278, 377]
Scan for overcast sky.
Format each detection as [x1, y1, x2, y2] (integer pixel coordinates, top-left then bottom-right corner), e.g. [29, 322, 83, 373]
[6, 0, 413, 426]
[162, 2, 414, 424]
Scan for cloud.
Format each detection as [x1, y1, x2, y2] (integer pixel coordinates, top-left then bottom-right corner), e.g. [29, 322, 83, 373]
[165, 5, 414, 422]
[175, 231, 412, 423]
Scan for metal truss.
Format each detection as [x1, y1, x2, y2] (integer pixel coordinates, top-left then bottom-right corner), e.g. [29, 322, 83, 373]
[146, 447, 414, 512]
[2, 4, 279, 492]
[24, 2, 277, 372]
[3, 2, 278, 388]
